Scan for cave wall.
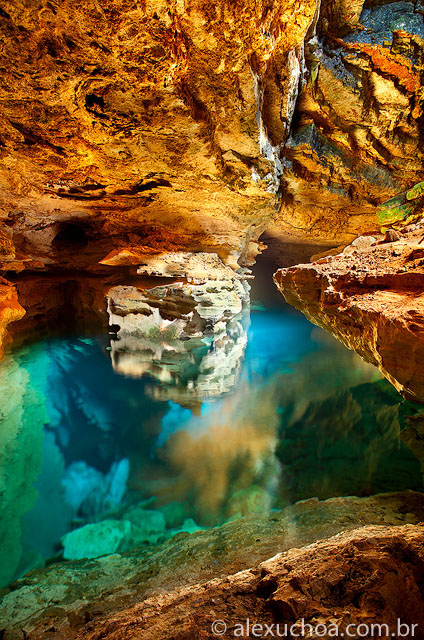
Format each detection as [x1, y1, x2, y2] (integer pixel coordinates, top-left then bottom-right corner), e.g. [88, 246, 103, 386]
[277, 0, 424, 243]
[0, 0, 423, 346]
[1, 0, 423, 265]
[0, 0, 317, 273]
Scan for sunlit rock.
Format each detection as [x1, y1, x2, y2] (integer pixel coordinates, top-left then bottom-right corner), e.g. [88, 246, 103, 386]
[274, 223, 424, 403]
[105, 261, 251, 405]
[3, 492, 424, 636]
[0, 280, 25, 356]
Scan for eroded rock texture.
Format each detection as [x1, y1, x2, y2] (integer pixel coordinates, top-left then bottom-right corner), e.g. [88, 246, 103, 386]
[276, 0, 424, 244]
[0, 279, 25, 356]
[1, 0, 423, 274]
[274, 224, 424, 402]
[0, 0, 318, 275]
[77, 524, 424, 640]
[2, 492, 424, 637]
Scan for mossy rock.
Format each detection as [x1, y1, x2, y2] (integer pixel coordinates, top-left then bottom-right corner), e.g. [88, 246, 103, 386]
[406, 181, 424, 201]
[377, 182, 424, 225]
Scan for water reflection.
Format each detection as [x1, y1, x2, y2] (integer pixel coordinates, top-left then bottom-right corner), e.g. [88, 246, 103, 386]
[0, 296, 423, 586]
[109, 312, 249, 408]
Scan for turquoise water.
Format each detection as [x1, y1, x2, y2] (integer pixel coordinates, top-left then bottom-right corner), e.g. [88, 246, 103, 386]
[0, 278, 422, 587]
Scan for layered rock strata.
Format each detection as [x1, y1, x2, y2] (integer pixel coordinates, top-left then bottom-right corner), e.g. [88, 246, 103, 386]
[276, 0, 424, 243]
[0, 0, 318, 275]
[1, 0, 423, 286]
[105, 251, 251, 404]
[274, 224, 424, 402]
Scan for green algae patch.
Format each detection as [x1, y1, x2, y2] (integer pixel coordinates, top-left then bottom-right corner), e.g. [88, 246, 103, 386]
[406, 181, 424, 201]
[376, 191, 414, 225]
[377, 181, 424, 226]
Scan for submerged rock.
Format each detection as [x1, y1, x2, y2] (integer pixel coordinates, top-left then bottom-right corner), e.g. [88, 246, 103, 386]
[79, 524, 424, 640]
[61, 459, 130, 518]
[62, 520, 132, 561]
[2, 491, 424, 636]
[123, 507, 166, 547]
[0, 351, 47, 587]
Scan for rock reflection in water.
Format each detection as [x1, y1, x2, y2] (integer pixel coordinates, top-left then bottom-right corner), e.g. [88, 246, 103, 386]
[1, 301, 423, 586]
[106, 278, 250, 407]
[109, 313, 249, 407]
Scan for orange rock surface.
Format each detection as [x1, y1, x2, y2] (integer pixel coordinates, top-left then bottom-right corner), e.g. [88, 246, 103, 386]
[275, 226, 424, 402]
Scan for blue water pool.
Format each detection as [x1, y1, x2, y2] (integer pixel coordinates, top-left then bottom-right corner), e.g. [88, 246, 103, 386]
[0, 281, 422, 587]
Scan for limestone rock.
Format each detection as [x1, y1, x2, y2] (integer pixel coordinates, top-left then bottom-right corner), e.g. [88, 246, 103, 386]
[61, 520, 132, 560]
[78, 524, 424, 640]
[0, 280, 25, 356]
[105, 268, 250, 405]
[0, 352, 47, 587]
[276, 3, 424, 243]
[274, 224, 424, 403]
[0, 0, 317, 274]
[62, 459, 130, 518]
[123, 507, 166, 547]
[2, 491, 424, 636]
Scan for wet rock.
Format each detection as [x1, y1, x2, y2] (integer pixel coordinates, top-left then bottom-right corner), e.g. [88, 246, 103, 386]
[0, 351, 48, 587]
[0, 0, 318, 275]
[3, 492, 424, 638]
[123, 507, 166, 547]
[62, 459, 130, 518]
[61, 520, 132, 561]
[78, 524, 424, 640]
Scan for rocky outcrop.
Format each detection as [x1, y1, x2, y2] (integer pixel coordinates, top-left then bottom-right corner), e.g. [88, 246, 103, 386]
[274, 224, 424, 402]
[2, 491, 424, 637]
[78, 524, 424, 640]
[0, 0, 423, 283]
[0, 280, 25, 355]
[104, 251, 251, 404]
[276, 0, 424, 244]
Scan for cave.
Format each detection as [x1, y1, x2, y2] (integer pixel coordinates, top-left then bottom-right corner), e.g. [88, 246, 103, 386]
[52, 222, 89, 251]
[0, 0, 424, 637]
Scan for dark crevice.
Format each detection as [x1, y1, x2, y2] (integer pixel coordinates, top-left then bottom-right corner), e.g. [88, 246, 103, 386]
[113, 179, 172, 195]
[8, 121, 66, 155]
[52, 223, 89, 251]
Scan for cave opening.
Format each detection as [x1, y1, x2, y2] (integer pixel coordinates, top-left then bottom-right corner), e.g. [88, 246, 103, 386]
[53, 222, 89, 251]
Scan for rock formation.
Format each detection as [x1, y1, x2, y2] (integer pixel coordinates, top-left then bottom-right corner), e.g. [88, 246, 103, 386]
[0, 0, 318, 278]
[1, 0, 424, 635]
[274, 224, 424, 403]
[77, 524, 424, 640]
[0, 0, 422, 354]
[0, 0, 422, 282]
[0, 280, 25, 357]
[2, 491, 424, 637]
[105, 252, 250, 404]
[276, 0, 424, 244]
